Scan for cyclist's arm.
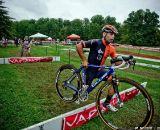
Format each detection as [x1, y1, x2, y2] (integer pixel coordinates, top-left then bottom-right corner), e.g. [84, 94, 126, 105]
[109, 44, 117, 58]
[109, 45, 123, 65]
[76, 41, 88, 67]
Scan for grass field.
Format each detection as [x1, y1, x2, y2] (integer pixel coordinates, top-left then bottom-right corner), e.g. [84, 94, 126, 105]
[0, 44, 160, 130]
[116, 46, 160, 58]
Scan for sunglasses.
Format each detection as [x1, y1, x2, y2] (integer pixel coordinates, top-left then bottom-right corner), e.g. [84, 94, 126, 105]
[103, 29, 113, 33]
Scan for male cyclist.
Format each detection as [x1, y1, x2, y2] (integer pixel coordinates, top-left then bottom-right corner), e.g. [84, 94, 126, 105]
[76, 24, 118, 112]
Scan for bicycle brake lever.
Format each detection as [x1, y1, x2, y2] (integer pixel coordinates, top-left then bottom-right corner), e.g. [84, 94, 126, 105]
[132, 60, 136, 70]
[133, 64, 135, 70]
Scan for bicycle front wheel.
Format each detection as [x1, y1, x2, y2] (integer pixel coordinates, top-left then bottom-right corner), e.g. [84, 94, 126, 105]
[55, 64, 82, 102]
[96, 77, 154, 130]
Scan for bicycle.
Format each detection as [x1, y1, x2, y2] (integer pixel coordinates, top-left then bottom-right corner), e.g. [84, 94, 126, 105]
[55, 55, 154, 130]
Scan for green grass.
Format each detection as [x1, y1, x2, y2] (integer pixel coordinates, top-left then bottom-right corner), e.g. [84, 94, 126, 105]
[0, 44, 160, 130]
[0, 45, 20, 57]
[116, 47, 160, 57]
[136, 59, 160, 66]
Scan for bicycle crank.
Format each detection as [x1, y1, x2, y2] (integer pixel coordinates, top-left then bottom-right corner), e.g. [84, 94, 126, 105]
[78, 89, 88, 102]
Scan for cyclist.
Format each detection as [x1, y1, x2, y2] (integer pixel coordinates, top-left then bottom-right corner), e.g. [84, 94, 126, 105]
[76, 24, 119, 112]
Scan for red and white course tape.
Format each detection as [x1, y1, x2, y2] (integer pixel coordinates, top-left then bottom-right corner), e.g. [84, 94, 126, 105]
[0, 56, 60, 64]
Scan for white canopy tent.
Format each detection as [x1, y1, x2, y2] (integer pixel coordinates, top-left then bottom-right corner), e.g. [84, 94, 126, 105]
[29, 33, 48, 38]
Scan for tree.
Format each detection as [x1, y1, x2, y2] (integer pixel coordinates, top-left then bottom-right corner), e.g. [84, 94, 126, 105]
[123, 9, 160, 46]
[82, 18, 90, 40]
[104, 16, 118, 26]
[89, 23, 101, 39]
[70, 19, 83, 37]
[0, 0, 12, 38]
[91, 15, 104, 26]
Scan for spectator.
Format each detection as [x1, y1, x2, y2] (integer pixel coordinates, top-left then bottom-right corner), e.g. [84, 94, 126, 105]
[14, 37, 19, 47]
[21, 36, 31, 57]
[2, 37, 8, 48]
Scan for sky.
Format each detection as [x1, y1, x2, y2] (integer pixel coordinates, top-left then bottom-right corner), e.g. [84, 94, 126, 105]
[4, 0, 160, 23]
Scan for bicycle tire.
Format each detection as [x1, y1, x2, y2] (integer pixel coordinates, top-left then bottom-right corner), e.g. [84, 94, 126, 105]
[55, 64, 82, 102]
[96, 77, 154, 130]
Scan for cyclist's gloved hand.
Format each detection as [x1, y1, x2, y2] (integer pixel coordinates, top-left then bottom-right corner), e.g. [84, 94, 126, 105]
[110, 56, 123, 65]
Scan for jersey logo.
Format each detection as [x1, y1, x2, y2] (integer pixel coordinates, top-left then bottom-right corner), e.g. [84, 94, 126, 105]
[97, 49, 104, 60]
[98, 49, 104, 54]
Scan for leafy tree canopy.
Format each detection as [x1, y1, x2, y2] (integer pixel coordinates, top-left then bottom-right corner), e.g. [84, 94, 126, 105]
[0, 0, 12, 38]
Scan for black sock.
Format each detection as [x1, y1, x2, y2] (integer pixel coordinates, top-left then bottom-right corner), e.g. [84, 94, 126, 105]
[104, 95, 113, 104]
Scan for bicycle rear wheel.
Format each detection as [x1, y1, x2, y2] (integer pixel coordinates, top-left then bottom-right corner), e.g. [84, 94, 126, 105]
[55, 64, 82, 102]
[96, 77, 154, 130]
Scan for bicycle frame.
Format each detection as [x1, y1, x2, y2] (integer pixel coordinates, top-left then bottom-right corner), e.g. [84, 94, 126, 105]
[64, 64, 115, 95]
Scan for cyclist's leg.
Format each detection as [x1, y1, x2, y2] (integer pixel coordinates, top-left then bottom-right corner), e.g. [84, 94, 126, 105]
[27, 47, 31, 56]
[97, 69, 114, 96]
[86, 68, 96, 86]
[97, 69, 114, 98]
[97, 69, 118, 112]
[21, 47, 24, 57]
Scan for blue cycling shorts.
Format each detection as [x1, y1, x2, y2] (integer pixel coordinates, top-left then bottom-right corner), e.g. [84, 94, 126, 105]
[86, 67, 107, 86]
